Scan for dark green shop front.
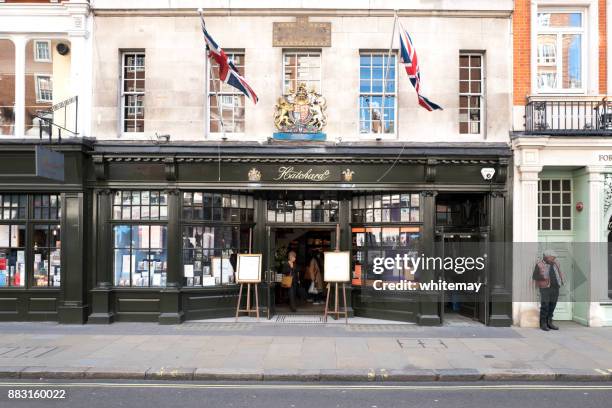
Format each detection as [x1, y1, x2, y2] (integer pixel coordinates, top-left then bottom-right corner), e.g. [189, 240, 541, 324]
[0, 140, 513, 326]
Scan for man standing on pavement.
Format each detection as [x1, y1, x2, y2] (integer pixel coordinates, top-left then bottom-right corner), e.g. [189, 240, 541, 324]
[532, 249, 565, 331]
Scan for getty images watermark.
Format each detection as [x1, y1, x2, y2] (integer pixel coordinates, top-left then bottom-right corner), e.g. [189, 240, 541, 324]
[370, 253, 486, 292]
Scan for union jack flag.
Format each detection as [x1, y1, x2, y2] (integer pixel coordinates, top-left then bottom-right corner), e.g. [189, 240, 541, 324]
[199, 15, 258, 104]
[398, 21, 442, 111]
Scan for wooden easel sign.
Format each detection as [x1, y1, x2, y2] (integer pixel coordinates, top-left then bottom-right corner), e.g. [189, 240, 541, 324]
[235, 254, 262, 321]
[323, 251, 350, 324]
[236, 254, 262, 283]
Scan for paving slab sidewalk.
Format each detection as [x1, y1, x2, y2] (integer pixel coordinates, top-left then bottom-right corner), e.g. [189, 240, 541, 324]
[0, 321, 611, 382]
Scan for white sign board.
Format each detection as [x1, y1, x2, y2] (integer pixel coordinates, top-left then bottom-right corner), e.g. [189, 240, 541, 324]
[324, 251, 350, 282]
[236, 254, 262, 283]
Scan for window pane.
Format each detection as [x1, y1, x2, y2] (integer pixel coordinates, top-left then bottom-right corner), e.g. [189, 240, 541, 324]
[562, 34, 582, 89]
[538, 12, 582, 28]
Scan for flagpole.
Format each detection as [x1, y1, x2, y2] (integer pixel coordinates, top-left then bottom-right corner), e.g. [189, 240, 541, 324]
[381, 10, 398, 135]
[199, 8, 225, 182]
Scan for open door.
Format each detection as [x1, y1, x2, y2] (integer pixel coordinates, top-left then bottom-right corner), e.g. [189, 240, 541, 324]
[437, 229, 489, 324]
[264, 226, 276, 319]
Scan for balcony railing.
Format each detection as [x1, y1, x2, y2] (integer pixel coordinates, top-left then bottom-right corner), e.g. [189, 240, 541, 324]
[525, 97, 612, 135]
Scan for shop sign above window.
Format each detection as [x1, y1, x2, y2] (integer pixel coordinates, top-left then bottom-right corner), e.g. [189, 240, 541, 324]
[247, 166, 355, 183]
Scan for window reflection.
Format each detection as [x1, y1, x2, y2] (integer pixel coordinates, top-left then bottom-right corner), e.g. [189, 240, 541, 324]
[25, 39, 73, 137]
[0, 40, 15, 136]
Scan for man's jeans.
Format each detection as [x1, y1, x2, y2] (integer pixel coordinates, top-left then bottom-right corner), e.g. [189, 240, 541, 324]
[540, 287, 560, 320]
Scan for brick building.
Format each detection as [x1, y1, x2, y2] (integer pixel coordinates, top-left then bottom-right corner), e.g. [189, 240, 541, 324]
[512, 0, 612, 327]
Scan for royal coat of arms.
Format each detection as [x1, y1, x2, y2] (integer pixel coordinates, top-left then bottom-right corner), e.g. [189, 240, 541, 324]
[274, 83, 327, 134]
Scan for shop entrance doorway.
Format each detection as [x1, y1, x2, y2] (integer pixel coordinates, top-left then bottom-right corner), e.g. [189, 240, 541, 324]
[435, 231, 488, 325]
[267, 227, 336, 315]
[435, 193, 489, 325]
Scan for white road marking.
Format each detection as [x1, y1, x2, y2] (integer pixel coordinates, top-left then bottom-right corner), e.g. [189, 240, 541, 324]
[0, 382, 611, 391]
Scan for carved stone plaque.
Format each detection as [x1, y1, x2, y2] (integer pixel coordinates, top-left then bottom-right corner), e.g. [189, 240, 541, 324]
[273, 16, 331, 47]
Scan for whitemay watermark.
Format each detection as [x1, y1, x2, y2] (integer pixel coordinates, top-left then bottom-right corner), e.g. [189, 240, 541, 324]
[357, 242, 612, 303]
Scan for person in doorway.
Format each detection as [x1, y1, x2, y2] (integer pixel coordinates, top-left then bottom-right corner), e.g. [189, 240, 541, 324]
[283, 251, 300, 312]
[532, 249, 565, 331]
[305, 250, 324, 304]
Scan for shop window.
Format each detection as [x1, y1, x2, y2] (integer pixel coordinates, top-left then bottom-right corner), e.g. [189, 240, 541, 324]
[112, 191, 168, 287]
[181, 192, 254, 287]
[182, 192, 254, 223]
[112, 190, 167, 220]
[0, 194, 27, 220]
[25, 39, 71, 137]
[267, 199, 338, 223]
[283, 51, 321, 94]
[352, 227, 423, 286]
[33, 224, 61, 287]
[351, 193, 419, 224]
[436, 194, 485, 227]
[0, 193, 61, 288]
[459, 52, 484, 135]
[182, 226, 250, 286]
[120, 51, 145, 133]
[351, 193, 422, 286]
[113, 225, 167, 287]
[209, 51, 245, 133]
[0, 39, 15, 136]
[359, 52, 396, 135]
[33, 194, 61, 220]
[0, 225, 25, 287]
[538, 179, 572, 231]
[536, 10, 584, 92]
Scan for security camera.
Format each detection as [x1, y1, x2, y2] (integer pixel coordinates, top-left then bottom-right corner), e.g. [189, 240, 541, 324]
[481, 168, 496, 181]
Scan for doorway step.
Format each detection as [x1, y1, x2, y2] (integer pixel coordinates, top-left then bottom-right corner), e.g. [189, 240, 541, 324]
[274, 314, 326, 324]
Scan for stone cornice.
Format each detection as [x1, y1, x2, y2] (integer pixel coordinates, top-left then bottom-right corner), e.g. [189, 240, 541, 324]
[512, 136, 612, 149]
[91, 9, 512, 18]
[0, 3, 90, 17]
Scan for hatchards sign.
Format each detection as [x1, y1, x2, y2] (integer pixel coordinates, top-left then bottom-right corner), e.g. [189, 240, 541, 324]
[274, 166, 330, 182]
[247, 166, 355, 183]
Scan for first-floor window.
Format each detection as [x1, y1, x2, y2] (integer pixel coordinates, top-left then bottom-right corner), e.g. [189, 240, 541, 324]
[283, 51, 321, 94]
[113, 224, 168, 287]
[459, 52, 484, 134]
[359, 52, 396, 135]
[536, 10, 584, 91]
[209, 52, 245, 133]
[121, 51, 145, 133]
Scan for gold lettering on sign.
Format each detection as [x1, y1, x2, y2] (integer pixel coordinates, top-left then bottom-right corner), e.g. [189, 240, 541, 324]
[273, 16, 331, 47]
[273, 166, 331, 182]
